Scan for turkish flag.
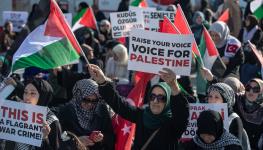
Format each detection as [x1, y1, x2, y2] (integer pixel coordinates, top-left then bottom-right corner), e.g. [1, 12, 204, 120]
[113, 72, 153, 150]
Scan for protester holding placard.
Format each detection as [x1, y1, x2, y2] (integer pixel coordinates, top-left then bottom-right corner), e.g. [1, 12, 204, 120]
[184, 110, 242, 150]
[98, 20, 112, 46]
[209, 21, 244, 78]
[0, 21, 16, 55]
[3, 78, 61, 150]
[53, 79, 115, 150]
[89, 64, 189, 150]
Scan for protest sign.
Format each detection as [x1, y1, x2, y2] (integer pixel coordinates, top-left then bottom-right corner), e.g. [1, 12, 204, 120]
[182, 103, 228, 139]
[64, 13, 72, 27]
[129, 6, 156, 29]
[128, 29, 193, 75]
[3, 11, 28, 32]
[0, 100, 47, 147]
[110, 11, 144, 38]
[146, 11, 175, 31]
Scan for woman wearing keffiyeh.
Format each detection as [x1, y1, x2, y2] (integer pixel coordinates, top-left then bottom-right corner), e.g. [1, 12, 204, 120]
[54, 79, 115, 150]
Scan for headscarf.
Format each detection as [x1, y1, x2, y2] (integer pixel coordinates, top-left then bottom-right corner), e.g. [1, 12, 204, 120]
[207, 83, 235, 115]
[192, 11, 205, 25]
[245, 78, 263, 110]
[112, 44, 128, 65]
[223, 77, 245, 93]
[24, 78, 53, 106]
[209, 21, 230, 48]
[70, 79, 102, 129]
[143, 82, 172, 129]
[194, 110, 241, 149]
[245, 15, 259, 31]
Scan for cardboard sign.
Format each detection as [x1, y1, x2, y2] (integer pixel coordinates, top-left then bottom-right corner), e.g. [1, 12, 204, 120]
[128, 29, 193, 75]
[110, 11, 144, 38]
[182, 103, 228, 139]
[0, 100, 47, 147]
[3, 11, 28, 32]
[129, 6, 156, 29]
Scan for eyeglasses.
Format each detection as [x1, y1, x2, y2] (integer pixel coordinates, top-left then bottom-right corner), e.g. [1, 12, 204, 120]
[82, 98, 99, 104]
[245, 85, 260, 93]
[149, 93, 166, 103]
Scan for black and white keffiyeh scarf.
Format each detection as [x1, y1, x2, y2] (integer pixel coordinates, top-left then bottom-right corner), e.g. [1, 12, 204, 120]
[193, 130, 241, 150]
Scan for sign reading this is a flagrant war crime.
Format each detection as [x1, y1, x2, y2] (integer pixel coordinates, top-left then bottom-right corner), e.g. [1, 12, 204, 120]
[3, 11, 28, 32]
[182, 103, 228, 139]
[146, 11, 175, 32]
[0, 100, 47, 147]
[128, 29, 194, 76]
[110, 11, 144, 38]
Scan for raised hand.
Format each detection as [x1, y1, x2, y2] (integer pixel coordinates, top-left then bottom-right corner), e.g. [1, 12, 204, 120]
[200, 67, 213, 81]
[88, 64, 107, 84]
[159, 68, 180, 95]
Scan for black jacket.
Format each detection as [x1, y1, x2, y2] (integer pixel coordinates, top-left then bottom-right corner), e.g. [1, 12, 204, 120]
[99, 82, 189, 150]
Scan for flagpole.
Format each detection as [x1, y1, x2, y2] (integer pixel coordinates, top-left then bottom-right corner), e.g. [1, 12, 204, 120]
[51, 0, 90, 65]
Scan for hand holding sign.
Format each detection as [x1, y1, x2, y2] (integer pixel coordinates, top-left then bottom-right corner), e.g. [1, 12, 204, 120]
[42, 121, 51, 139]
[159, 68, 180, 95]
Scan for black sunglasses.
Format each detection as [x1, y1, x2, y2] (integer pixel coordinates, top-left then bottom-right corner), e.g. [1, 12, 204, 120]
[245, 85, 260, 93]
[82, 98, 99, 104]
[149, 93, 166, 103]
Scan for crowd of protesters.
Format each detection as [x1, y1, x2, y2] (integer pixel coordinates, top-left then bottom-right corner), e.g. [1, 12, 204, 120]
[0, 0, 262, 150]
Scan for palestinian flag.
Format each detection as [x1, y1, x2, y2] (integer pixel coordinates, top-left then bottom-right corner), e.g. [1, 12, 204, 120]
[250, 0, 263, 19]
[218, 8, 229, 23]
[131, 0, 148, 7]
[72, 7, 97, 31]
[11, 0, 81, 72]
[196, 26, 226, 95]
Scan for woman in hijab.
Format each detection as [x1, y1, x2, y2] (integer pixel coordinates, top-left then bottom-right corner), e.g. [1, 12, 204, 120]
[209, 21, 244, 78]
[206, 83, 247, 149]
[4, 78, 61, 150]
[105, 44, 129, 84]
[235, 78, 263, 150]
[184, 110, 242, 150]
[89, 64, 189, 150]
[201, 68, 263, 150]
[54, 79, 115, 150]
[190, 11, 209, 45]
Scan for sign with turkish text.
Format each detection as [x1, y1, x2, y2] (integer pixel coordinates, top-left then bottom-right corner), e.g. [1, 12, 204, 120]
[3, 11, 28, 32]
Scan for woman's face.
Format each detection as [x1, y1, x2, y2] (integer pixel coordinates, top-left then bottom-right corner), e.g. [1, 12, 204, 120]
[209, 31, 221, 44]
[196, 15, 203, 25]
[200, 133, 216, 144]
[245, 19, 250, 27]
[6, 23, 13, 33]
[23, 83, 40, 105]
[149, 87, 166, 115]
[81, 94, 98, 110]
[207, 90, 224, 104]
[245, 81, 261, 102]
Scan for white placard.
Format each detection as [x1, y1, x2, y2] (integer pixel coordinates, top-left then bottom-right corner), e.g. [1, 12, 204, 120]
[3, 11, 28, 32]
[0, 100, 47, 147]
[182, 103, 228, 139]
[146, 10, 175, 32]
[64, 13, 72, 27]
[129, 6, 156, 30]
[128, 29, 193, 75]
[110, 11, 144, 38]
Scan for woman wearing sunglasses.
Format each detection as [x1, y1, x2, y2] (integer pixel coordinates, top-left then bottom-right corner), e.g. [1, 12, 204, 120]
[89, 64, 189, 150]
[53, 79, 115, 150]
[201, 67, 263, 150]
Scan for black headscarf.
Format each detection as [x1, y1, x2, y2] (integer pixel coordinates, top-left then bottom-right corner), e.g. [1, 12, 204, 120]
[24, 78, 53, 106]
[194, 110, 241, 149]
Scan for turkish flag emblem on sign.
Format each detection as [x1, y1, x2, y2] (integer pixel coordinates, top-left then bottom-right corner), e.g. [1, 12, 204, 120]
[226, 44, 239, 53]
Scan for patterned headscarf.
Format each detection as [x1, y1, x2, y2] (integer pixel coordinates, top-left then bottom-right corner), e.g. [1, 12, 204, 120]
[70, 79, 102, 129]
[207, 83, 235, 115]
